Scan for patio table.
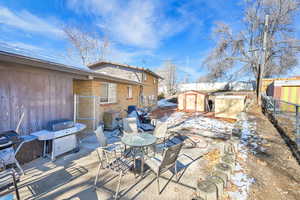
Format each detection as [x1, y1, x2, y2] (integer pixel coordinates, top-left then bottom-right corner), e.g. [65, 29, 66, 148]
[121, 133, 157, 177]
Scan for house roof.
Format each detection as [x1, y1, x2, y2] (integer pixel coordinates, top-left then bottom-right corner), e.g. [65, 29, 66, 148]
[0, 50, 143, 86]
[88, 61, 163, 79]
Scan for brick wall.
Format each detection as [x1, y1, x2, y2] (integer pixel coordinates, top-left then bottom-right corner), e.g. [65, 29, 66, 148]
[142, 74, 158, 106]
[74, 79, 140, 130]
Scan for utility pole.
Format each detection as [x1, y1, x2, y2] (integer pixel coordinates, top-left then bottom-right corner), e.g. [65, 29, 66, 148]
[258, 14, 269, 105]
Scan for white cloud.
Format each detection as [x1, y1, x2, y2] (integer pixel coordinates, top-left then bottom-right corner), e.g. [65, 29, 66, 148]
[3, 41, 42, 51]
[0, 6, 64, 38]
[67, 0, 194, 49]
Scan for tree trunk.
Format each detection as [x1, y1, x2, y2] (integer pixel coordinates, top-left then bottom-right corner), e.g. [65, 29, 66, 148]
[256, 64, 262, 105]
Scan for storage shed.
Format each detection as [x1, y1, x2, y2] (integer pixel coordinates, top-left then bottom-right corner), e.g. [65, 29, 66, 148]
[214, 95, 246, 119]
[178, 91, 207, 112]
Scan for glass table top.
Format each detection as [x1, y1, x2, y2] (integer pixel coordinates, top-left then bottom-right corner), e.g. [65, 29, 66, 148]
[121, 133, 157, 147]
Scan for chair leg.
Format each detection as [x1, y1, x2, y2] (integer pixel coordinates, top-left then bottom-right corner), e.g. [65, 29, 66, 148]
[94, 162, 102, 186]
[114, 171, 123, 200]
[157, 174, 160, 195]
[12, 170, 20, 200]
[15, 159, 24, 175]
[175, 162, 179, 182]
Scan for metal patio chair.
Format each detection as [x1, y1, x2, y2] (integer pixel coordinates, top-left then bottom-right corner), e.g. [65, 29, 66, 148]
[94, 148, 134, 199]
[127, 110, 154, 132]
[144, 142, 184, 194]
[0, 168, 20, 200]
[122, 117, 144, 135]
[150, 121, 169, 154]
[94, 126, 124, 169]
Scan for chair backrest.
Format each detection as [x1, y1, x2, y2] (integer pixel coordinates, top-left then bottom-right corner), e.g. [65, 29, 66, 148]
[128, 111, 142, 128]
[123, 117, 138, 135]
[153, 122, 168, 138]
[159, 142, 183, 171]
[94, 126, 107, 147]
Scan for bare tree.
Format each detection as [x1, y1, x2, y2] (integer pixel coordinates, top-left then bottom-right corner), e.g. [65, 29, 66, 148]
[203, 0, 300, 103]
[63, 26, 109, 66]
[157, 60, 178, 96]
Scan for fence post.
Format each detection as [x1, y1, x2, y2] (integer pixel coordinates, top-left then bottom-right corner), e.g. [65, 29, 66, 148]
[296, 105, 300, 149]
[273, 98, 276, 115]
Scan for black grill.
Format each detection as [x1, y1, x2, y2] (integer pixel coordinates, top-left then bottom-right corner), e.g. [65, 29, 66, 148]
[47, 119, 74, 131]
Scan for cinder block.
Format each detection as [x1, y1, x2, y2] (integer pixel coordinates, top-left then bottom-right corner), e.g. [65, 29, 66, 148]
[196, 180, 217, 200]
[206, 175, 224, 199]
[221, 155, 235, 171]
[215, 163, 231, 180]
[212, 170, 228, 187]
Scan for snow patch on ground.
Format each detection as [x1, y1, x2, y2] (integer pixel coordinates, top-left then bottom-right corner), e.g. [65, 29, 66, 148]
[228, 112, 255, 200]
[164, 112, 233, 135]
[157, 99, 177, 108]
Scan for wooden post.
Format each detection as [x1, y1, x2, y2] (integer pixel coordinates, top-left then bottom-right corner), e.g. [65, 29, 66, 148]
[74, 94, 77, 123]
[296, 105, 300, 149]
[273, 98, 276, 116]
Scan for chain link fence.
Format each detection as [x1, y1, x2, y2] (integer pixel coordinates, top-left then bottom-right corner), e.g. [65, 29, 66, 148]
[262, 94, 300, 149]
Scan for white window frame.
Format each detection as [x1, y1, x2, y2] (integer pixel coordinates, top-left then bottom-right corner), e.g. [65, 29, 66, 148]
[99, 82, 117, 104]
[144, 73, 147, 81]
[127, 85, 133, 98]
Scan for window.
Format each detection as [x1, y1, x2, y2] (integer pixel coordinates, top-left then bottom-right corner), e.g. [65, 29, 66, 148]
[127, 86, 132, 98]
[143, 73, 147, 81]
[100, 83, 117, 104]
[153, 78, 156, 84]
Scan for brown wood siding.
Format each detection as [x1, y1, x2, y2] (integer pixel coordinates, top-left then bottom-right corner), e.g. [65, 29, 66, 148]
[0, 61, 74, 163]
[0, 71, 74, 134]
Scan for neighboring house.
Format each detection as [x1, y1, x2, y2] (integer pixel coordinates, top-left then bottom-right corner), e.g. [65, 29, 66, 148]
[262, 76, 300, 94]
[177, 81, 254, 93]
[0, 50, 141, 163]
[266, 79, 300, 106]
[88, 61, 163, 107]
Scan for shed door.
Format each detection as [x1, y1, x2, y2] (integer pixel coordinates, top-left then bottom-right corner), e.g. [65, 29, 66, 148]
[185, 94, 197, 111]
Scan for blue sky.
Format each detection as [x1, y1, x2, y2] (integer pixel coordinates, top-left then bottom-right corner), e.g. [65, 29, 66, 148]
[0, 0, 245, 81]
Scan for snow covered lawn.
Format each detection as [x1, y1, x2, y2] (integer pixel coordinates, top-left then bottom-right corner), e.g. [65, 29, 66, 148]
[157, 98, 177, 108]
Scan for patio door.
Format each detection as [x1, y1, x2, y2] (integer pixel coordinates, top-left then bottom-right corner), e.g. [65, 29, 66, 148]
[185, 94, 197, 112]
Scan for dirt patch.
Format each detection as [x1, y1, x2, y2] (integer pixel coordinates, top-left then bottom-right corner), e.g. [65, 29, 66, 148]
[245, 104, 300, 200]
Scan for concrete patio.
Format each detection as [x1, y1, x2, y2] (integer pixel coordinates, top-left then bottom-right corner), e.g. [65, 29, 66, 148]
[4, 132, 216, 200]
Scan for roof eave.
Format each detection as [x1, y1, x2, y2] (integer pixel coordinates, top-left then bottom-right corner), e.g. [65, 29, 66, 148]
[0, 51, 142, 86]
[89, 61, 163, 79]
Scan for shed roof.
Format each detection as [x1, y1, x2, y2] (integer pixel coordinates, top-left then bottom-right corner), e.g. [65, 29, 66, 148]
[274, 80, 300, 87]
[178, 90, 208, 95]
[0, 50, 143, 86]
[88, 61, 163, 79]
